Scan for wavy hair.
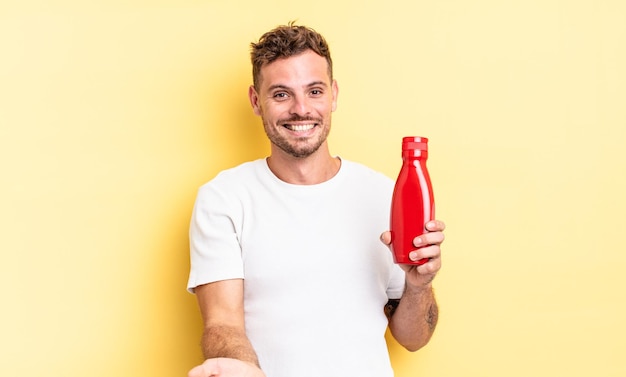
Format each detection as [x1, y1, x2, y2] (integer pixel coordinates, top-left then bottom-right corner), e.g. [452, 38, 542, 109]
[250, 22, 333, 89]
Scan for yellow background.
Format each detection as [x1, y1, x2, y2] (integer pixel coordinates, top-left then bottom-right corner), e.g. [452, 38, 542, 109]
[1, 1, 625, 376]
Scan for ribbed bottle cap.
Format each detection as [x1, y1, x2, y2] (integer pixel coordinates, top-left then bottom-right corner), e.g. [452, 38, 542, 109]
[402, 136, 428, 151]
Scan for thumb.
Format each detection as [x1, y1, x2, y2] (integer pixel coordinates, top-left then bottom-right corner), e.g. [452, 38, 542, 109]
[188, 365, 201, 377]
[188, 363, 216, 377]
[380, 231, 392, 246]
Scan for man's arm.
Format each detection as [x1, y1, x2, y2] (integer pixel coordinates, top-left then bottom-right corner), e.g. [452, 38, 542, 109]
[382, 220, 444, 351]
[386, 284, 439, 351]
[188, 279, 265, 377]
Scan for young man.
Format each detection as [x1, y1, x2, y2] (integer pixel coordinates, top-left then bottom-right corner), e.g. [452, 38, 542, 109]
[187, 23, 445, 377]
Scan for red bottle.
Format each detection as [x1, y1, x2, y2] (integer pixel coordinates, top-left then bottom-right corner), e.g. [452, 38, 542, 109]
[390, 136, 435, 265]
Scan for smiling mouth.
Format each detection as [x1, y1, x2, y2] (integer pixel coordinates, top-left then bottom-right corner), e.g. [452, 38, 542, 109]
[283, 123, 316, 132]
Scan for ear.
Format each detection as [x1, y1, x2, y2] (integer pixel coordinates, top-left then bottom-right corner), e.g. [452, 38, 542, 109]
[248, 85, 262, 116]
[331, 79, 339, 112]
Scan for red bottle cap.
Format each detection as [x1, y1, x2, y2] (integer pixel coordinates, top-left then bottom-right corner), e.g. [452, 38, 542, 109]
[402, 136, 428, 151]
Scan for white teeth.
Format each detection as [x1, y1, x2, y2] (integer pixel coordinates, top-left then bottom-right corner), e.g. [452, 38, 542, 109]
[287, 124, 315, 131]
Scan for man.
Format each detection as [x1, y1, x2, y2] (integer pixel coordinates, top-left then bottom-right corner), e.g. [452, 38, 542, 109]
[187, 23, 445, 377]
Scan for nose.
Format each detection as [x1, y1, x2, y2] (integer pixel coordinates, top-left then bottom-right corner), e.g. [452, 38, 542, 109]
[290, 94, 311, 116]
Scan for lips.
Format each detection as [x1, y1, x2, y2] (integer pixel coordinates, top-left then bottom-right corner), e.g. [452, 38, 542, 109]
[284, 123, 316, 131]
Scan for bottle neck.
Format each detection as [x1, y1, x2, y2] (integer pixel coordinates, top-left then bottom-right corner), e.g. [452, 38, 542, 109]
[402, 149, 428, 160]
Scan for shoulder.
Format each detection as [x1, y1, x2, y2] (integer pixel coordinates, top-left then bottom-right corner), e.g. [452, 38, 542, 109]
[194, 159, 268, 208]
[332, 159, 395, 205]
[199, 159, 266, 191]
[208, 159, 265, 183]
[339, 159, 394, 187]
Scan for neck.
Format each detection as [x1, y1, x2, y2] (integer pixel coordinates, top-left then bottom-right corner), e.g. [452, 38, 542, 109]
[266, 144, 341, 185]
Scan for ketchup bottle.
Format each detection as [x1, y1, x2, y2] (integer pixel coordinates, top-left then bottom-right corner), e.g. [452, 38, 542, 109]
[390, 136, 435, 265]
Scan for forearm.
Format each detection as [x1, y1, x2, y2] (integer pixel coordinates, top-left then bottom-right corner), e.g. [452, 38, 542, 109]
[388, 284, 439, 352]
[201, 324, 260, 367]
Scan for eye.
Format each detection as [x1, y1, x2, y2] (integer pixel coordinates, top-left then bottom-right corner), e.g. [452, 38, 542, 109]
[273, 92, 289, 101]
[310, 89, 323, 97]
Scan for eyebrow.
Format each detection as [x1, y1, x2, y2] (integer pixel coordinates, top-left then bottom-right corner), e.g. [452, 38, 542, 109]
[267, 81, 329, 92]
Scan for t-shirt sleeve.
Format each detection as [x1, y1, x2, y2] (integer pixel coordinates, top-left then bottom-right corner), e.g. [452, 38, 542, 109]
[386, 263, 406, 300]
[187, 182, 244, 293]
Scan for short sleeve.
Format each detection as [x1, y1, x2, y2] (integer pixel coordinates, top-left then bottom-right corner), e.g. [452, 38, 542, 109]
[386, 263, 406, 300]
[187, 182, 244, 293]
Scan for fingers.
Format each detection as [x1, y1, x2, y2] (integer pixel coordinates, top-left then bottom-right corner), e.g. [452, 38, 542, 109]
[188, 364, 209, 377]
[425, 219, 446, 232]
[405, 245, 441, 282]
[382, 220, 445, 247]
[409, 221, 444, 269]
[379, 231, 392, 245]
[189, 358, 265, 377]
[416, 255, 441, 276]
[428, 219, 446, 231]
[413, 230, 445, 248]
[408, 245, 440, 264]
[188, 359, 221, 377]
[381, 219, 446, 261]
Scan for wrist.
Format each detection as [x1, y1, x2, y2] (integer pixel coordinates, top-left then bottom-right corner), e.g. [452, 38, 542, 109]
[404, 281, 433, 295]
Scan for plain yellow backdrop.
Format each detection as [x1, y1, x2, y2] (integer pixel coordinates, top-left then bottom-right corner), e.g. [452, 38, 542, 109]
[1, 1, 625, 376]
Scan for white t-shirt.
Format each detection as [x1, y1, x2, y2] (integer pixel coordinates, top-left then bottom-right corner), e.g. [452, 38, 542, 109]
[188, 158, 406, 377]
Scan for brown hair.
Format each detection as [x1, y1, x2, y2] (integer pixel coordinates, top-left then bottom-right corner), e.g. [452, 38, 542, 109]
[250, 22, 333, 89]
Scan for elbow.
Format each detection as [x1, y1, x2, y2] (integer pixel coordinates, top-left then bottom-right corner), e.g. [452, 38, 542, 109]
[403, 343, 424, 353]
[400, 336, 432, 353]
[391, 324, 435, 352]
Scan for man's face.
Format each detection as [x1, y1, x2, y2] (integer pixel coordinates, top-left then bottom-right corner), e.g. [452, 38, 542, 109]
[249, 50, 338, 159]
